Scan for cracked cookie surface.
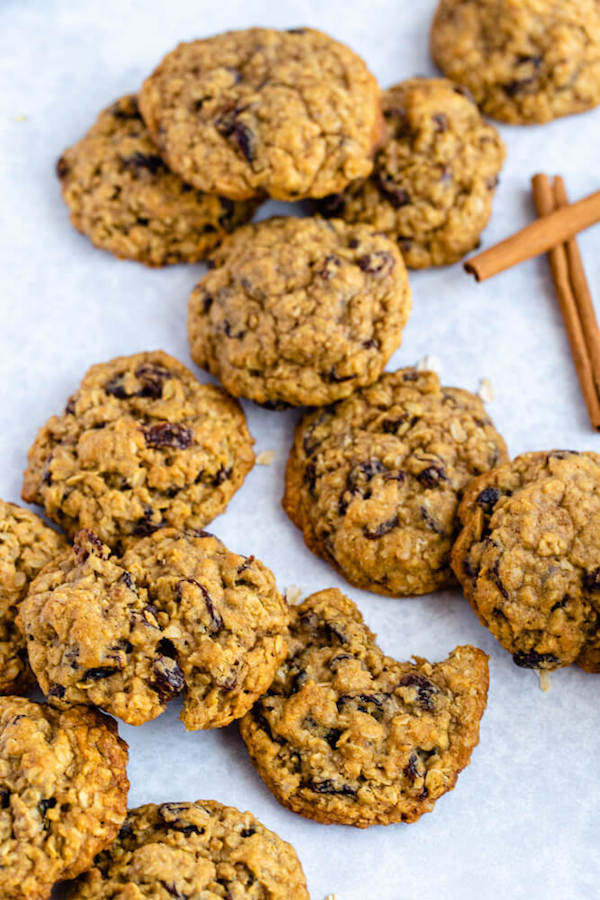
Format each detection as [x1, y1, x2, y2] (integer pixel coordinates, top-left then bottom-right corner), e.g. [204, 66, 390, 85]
[22, 351, 254, 547]
[452, 450, 600, 672]
[57, 95, 257, 266]
[19, 529, 288, 728]
[240, 588, 489, 827]
[283, 368, 508, 596]
[0, 500, 67, 695]
[138, 27, 382, 201]
[430, 0, 600, 124]
[188, 216, 412, 408]
[67, 799, 309, 899]
[318, 78, 505, 269]
[0, 697, 128, 900]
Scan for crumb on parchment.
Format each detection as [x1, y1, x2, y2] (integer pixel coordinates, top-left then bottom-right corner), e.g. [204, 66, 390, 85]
[285, 585, 303, 606]
[478, 377, 494, 403]
[256, 450, 275, 465]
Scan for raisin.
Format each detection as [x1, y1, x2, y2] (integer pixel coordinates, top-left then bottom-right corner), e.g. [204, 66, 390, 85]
[236, 555, 255, 575]
[303, 778, 357, 798]
[153, 655, 185, 698]
[56, 155, 70, 179]
[74, 530, 105, 563]
[420, 507, 443, 534]
[417, 465, 447, 488]
[512, 650, 558, 669]
[136, 216, 149, 226]
[381, 414, 408, 433]
[38, 797, 57, 815]
[488, 559, 509, 599]
[176, 578, 223, 632]
[324, 728, 343, 748]
[122, 151, 168, 175]
[403, 753, 422, 783]
[453, 84, 476, 103]
[357, 251, 395, 275]
[223, 320, 245, 339]
[218, 197, 235, 227]
[583, 569, 600, 592]
[432, 113, 448, 132]
[325, 368, 355, 384]
[234, 122, 256, 162]
[254, 398, 292, 411]
[476, 486, 501, 512]
[375, 172, 411, 207]
[118, 571, 136, 592]
[363, 514, 398, 539]
[212, 464, 232, 486]
[398, 673, 439, 710]
[158, 803, 203, 834]
[240, 827, 256, 837]
[503, 77, 536, 97]
[83, 666, 120, 680]
[132, 508, 162, 537]
[144, 422, 193, 450]
[135, 363, 172, 398]
[0, 790, 9, 809]
[318, 253, 342, 279]
[486, 175, 499, 190]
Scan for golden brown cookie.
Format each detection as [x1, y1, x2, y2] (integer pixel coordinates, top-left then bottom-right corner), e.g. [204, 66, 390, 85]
[452, 450, 600, 672]
[240, 588, 489, 827]
[56, 94, 257, 267]
[138, 28, 382, 201]
[318, 78, 505, 269]
[0, 500, 67, 695]
[0, 697, 128, 900]
[188, 216, 412, 408]
[283, 368, 508, 596]
[19, 528, 289, 728]
[66, 799, 309, 899]
[22, 351, 254, 547]
[430, 0, 600, 124]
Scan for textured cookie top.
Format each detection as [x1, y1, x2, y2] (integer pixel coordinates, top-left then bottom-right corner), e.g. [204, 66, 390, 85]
[430, 0, 600, 124]
[452, 450, 600, 672]
[188, 217, 411, 408]
[240, 588, 489, 827]
[67, 800, 309, 899]
[22, 351, 255, 547]
[0, 500, 67, 695]
[283, 369, 508, 597]
[0, 698, 128, 900]
[319, 78, 505, 269]
[57, 95, 257, 266]
[138, 28, 382, 200]
[19, 529, 288, 728]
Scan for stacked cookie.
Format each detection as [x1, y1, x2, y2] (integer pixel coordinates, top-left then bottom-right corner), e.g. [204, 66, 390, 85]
[58, 26, 507, 272]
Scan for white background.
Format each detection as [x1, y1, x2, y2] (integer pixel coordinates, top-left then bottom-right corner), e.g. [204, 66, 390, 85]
[2, 2, 600, 898]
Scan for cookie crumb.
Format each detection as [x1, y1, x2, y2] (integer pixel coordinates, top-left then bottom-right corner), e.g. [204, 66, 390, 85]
[256, 450, 275, 466]
[478, 377, 494, 403]
[285, 585, 303, 606]
[537, 669, 552, 693]
[416, 354, 442, 374]
[324, 895, 338, 900]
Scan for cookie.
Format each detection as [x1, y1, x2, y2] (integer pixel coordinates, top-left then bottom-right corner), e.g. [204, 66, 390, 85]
[188, 216, 412, 408]
[451, 450, 600, 672]
[430, 0, 600, 124]
[0, 697, 128, 900]
[19, 528, 289, 728]
[318, 78, 505, 269]
[138, 28, 382, 201]
[56, 95, 257, 267]
[283, 368, 508, 597]
[0, 500, 67, 695]
[22, 351, 254, 547]
[66, 799, 309, 899]
[240, 588, 488, 827]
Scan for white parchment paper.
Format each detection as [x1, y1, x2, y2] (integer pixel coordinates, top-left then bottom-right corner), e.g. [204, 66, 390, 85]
[2, 2, 600, 898]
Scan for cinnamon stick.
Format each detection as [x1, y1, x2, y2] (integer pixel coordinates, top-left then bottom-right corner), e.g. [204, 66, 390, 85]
[530, 174, 600, 430]
[552, 175, 600, 398]
[464, 186, 600, 281]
